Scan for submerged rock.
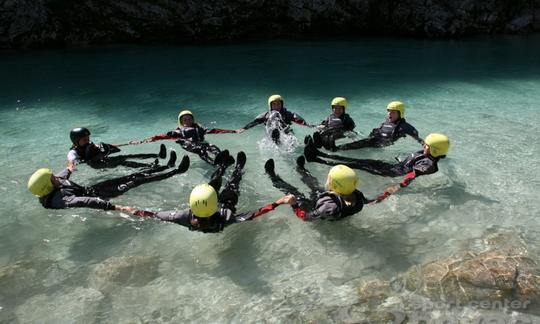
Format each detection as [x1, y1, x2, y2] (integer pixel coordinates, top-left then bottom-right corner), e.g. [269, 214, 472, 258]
[401, 249, 540, 305]
[88, 255, 160, 293]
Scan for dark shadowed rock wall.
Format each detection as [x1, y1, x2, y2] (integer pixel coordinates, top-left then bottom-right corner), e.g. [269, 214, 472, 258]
[1, 0, 539, 48]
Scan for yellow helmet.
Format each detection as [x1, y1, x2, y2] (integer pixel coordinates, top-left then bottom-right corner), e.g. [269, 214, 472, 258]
[268, 94, 283, 110]
[386, 101, 405, 118]
[189, 184, 218, 218]
[28, 168, 54, 197]
[177, 110, 194, 126]
[425, 133, 450, 157]
[327, 165, 358, 195]
[331, 97, 348, 110]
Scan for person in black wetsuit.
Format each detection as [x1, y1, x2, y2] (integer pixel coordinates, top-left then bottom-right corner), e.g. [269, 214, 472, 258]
[133, 110, 236, 166]
[127, 151, 296, 233]
[315, 101, 423, 151]
[28, 151, 189, 212]
[236, 94, 312, 143]
[264, 157, 372, 221]
[67, 127, 167, 170]
[304, 133, 450, 202]
[313, 97, 356, 150]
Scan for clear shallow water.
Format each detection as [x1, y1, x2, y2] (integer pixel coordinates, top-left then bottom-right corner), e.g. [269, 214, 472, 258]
[1, 36, 540, 322]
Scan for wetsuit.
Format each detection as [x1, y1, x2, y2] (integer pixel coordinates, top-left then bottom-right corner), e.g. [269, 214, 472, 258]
[135, 152, 281, 233]
[39, 154, 189, 210]
[242, 108, 309, 131]
[68, 142, 163, 169]
[334, 118, 422, 150]
[315, 113, 356, 149]
[265, 159, 370, 221]
[145, 124, 235, 165]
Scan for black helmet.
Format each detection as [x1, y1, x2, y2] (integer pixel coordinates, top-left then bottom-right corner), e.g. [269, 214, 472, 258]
[70, 127, 91, 145]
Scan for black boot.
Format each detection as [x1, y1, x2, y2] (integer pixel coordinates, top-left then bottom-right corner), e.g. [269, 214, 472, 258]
[167, 151, 177, 167]
[159, 144, 167, 159]
[177, 155, 190, 173]
[264, 159, 276, 177]
[235, 151, 246, 170]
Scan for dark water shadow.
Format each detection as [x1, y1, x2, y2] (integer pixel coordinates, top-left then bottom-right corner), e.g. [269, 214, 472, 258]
[203, 222, 275, 295]
[67, 222, 137, 263]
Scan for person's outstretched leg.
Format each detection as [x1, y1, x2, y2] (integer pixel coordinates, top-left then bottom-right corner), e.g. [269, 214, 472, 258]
[295, 156, 323, 201]
[335, 137, 379, 150]
[304, 140, 400, 177]
[265, 159, 314, 208]
[264, 159, 305, 199]
[219, 151, 247, 211]
[208, 150, 232, 192]
[89, 152, 188, 198]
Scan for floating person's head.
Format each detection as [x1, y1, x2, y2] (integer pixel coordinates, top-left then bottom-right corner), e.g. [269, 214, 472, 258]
[268, 94, 284, 111]
[386, 101, 405, 122]
[177, 110, 194, 127]
[424, 133, 450, 158]
[325, 164, 359, 196]
[70, 127, 91, 147]
[331, 97, 348, 117]
[28, 168, 56, 197]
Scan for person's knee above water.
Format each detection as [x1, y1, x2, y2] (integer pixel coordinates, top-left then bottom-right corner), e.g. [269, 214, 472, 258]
[314, 97, 356, 149]
[236, 94, 312, 133]
[28, 152, 188, 211]
[327, 101, 423, 151]
[67, 127, 165, 169]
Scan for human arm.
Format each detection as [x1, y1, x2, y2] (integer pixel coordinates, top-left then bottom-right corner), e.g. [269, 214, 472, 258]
[241, 112, 268, 130]
[374, 171, 417, 203]
[129, 133, 177, 144]
[234, 194, 297, 221]
[206, 128, 238, 135]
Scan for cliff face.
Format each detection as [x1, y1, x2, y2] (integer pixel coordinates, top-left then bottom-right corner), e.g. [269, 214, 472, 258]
[1, 0, 539, 48]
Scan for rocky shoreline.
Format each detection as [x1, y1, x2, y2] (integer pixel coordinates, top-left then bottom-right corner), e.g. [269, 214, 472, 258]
[1, 0, 539, 49]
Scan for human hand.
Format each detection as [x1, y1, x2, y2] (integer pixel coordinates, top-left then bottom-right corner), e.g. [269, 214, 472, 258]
[236, 129, 245, 134]
[116, 205, 138, 214]
[277, 194, 297, 205]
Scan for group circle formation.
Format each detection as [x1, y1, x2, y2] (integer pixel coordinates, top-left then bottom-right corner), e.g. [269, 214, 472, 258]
[27, 95, 450, 232]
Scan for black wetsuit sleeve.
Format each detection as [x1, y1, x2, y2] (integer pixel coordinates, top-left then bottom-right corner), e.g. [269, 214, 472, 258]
[63, 196, 115, 210]
[344, 114, 356, 131]
[243, 112, 268, 129]
[56, 168, 72, 180]
[292, 196, 340, 221]
[400, 122, 422, 143]
[153, 209, 192, 227]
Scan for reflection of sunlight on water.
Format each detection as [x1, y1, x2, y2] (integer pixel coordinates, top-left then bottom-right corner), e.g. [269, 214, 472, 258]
[257, 131, 299, 153]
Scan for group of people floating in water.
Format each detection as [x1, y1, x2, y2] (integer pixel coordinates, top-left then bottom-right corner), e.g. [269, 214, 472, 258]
[27, 95, 450, 233]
